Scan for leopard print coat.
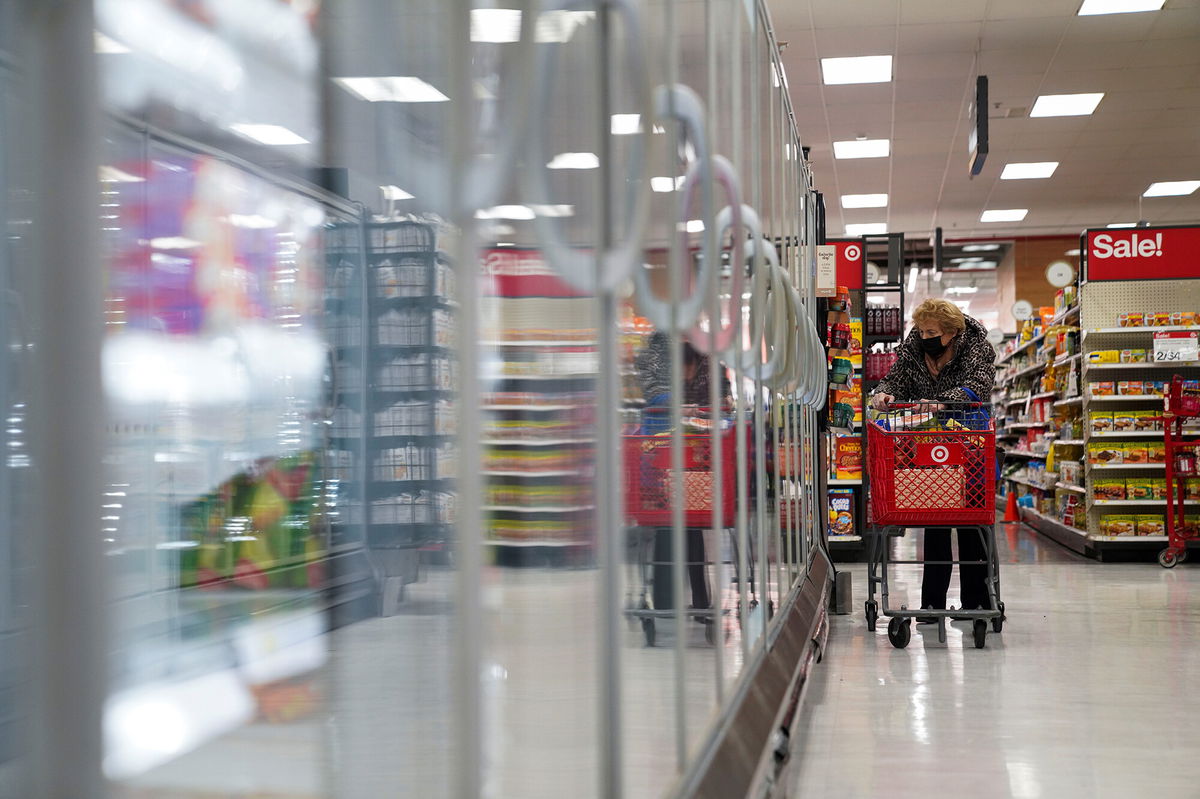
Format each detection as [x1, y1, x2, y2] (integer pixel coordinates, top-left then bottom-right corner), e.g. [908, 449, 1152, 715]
[873, 315, 996, 403]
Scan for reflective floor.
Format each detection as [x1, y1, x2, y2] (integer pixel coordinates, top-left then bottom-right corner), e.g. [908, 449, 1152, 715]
[781, 521, 1200, 799]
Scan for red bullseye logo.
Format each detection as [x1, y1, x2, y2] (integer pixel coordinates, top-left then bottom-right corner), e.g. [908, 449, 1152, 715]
[930, 445, 950, 463]
[845, 244, 861, 261]
[916, 442, 964, 466]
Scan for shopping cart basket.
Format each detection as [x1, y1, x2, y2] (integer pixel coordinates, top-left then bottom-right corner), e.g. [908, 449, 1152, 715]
[622, 409, 757, 646]
[1158, 375, 1200, 568]
[863, 402, 1004, 649]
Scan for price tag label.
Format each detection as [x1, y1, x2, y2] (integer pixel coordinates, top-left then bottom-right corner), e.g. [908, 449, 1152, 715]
[1153, 330, 1199, 363]
[815, 245, 837, 297]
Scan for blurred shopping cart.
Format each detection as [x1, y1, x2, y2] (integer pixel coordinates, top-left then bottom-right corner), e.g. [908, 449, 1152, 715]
[622, 408, 758, 646]
[1158, 375, 1200, 568]
[864, 401, 1005, 650]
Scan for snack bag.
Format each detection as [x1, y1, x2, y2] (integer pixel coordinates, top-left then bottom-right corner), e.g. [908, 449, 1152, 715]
[1089, 411, 1114, 434]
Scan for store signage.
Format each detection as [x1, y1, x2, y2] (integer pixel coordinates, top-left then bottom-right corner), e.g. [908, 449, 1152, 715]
[481, 248, 589, 298]
[1153, 330, 1199, 364]
[915, 442, 965, 467]
[815, 245, 837, 297]
[828, 239, 864, 289]
[1084, 226, 1200, 281]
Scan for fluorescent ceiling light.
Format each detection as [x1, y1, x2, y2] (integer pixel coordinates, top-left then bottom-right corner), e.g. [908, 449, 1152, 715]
[228, 214, 277, 229]
[150, 237, 203, 250]
[536, 10, 595, 42]
[833, 139, 890, 159]
[951, 257, 983, 263]
[476, 205, 535, 220]
[845, 223, 887, 236]
[1029, 93, 1104, 118]
[1001, 162, 1059, 180]
[1107, 222, 1137, 228]
[1144, 180, 1200, 197]
[841, 193, 888, 209]
[229, 124, 309, 146]
[651, 176, 685, 193]
[974, 261, 998, 269]
[94, 31, 130, 54]
[980, 209, 1028, 223]
[495, 242, 516, 247]
[945, 286, 979, 295]
[1065, 248, 1081, 256]
[471, 8, 522, 42]
[961, 244, 999, 252]
[530, 204, 574, 218]
[547, 152, 599, 170]
[907, 267, 918, 293]
[610, 114, 666, 135]
[685, 220, 705, 233]
[333, 76, 449, 103]
[380, 185, 414, 201]
[1078, 0, 1165, 15]
[99, 166, 144, 183]
[821, 55, 893, 86]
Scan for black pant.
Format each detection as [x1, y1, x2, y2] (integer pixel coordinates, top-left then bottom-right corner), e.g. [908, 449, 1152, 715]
[652, 527, 710, 610]
[921, 527, 990, 610]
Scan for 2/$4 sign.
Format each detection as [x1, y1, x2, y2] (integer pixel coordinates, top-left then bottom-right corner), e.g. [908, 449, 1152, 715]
[1084, 225, 1200, 282]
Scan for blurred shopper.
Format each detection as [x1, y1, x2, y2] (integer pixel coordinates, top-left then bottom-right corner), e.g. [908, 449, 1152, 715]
[634, 331, 732, 613]
[869, 299, 997, 617]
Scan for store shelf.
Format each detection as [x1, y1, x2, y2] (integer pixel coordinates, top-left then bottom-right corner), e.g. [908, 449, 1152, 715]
[1007, 474, 1054, 491]
[1009, 421, 1051, 429]
[1092, 499, 1200, 506]
[480, 341, 597, 347]
[481, 438, 595, 446]
[1004, 449, 1046, 459]
[485, 539, 589, 547]
[1053, 396, 1084, 408]
[1088, 463, 1165, 470]
[1084, 325, 1198, 335]
[828, 478, 862, 486]
[1054, 439, 1085, 446]
[1087, 361, 1200, 370]
[1089, 431, 1164, 438]
[491, 373, 599, 381]
[998, 333, 1045, 365]
[1055, 482, 1086, 493]
[482, 505, 596, 513]
[483, 470, 585, 477]
[1090, 535, 1169, 542]
[1084, 394, 1165, 402]
[1019, 507, 1089, 556]
[1053, 353, 1082, 367]
[1049, 305, 1080, 326]
[483, 404, 581, 411]
[1007, 361, 1048, 381]
[1031, 391, 1060, 401]
[828, 535, 863, 543]
[1005, 397, 1030, 407]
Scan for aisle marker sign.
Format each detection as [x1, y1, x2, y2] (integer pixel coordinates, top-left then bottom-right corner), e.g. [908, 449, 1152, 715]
[1153, 330, 1199, 364]
[1084, 226, 1200, 281]
[816, 245, 837, 297]
[827, 239, 865, 289]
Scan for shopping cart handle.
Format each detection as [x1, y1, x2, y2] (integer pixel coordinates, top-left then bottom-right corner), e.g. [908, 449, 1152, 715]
[884, 401, 984, 409]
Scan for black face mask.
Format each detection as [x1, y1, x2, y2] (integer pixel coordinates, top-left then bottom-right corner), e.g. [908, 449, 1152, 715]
[919, 335, 949, 358]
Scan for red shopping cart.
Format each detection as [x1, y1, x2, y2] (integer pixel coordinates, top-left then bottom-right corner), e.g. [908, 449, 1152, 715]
[864, 402, 1005, 649]
[1158, 375, 1200, 568]
[622, 410, 758, 646]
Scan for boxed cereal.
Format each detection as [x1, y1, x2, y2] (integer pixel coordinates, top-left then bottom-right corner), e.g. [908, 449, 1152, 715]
[1099, 514, 1136, 536]
[828, 489, 856, 537]
[1089, 442, 1123, 465]
[1126, 478, 1153, 501]
[1093, 479, 1127, 501]
[1135, 515, 1166, 536]
[1118, 380, 1144, 396]
[1146, 441, 1167, 463]
[1112, 410, 1137, 432]
[1124, 442, 1149, 464]
[1090, 382, 1116, 397]
[1089, 411, 1115, 434]
[1088, 350, 1120, 364]
[848, 319, 863, 368]
[835, 435, 862, 480]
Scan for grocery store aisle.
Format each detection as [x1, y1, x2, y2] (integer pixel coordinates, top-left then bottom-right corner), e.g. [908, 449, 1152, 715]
[779, 521, 1200, 799]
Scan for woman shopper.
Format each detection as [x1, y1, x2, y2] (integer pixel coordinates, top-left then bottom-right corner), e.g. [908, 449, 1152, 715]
[869, 298, 997, 617]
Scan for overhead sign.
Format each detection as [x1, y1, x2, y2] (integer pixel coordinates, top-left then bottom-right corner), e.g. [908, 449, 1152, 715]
[1153, 330, 1199, 364]
[967, 76, 988, 177]
[815, 245, 837, 297]
[827, 239, 864, 289]
[1084, 226, 1200, 282]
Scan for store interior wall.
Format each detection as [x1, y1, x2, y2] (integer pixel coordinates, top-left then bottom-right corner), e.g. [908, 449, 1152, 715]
[996, 236, 1082, 331]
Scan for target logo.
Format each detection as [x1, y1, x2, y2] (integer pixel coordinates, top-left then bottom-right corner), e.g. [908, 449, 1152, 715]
[916, 442, 964, 466]
[844, 244, 861, 261]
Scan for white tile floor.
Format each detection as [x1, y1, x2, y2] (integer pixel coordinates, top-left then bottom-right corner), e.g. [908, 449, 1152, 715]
[779, 522, 1200, 799]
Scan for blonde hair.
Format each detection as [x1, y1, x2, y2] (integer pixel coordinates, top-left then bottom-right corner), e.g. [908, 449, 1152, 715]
[912, 298, 966, 336]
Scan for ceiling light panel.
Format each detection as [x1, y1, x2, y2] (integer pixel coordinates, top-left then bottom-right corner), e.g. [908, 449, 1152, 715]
[961, 244, 1000, 252]
[333, 77, 449, 103]
[1144, 180, 1200, 197]
[980, 209, 1028, 223]
[1107, 222, 1137, 228]
[547, 152, 599, 170]
[833, 139, 890, 159]
[821, 55, 893, 86]
[1078, 0, 1165, 15]
[651, 176, 685, 193]
[1000, 162, 1059, 180]
[471, 8, 522, 42]
[380, 185, 414, 200]
[1029, 93, 1104, 117]
[845, 223, 887, 236]
[229, 124, 309, 146]
[841, 193, 888, 209]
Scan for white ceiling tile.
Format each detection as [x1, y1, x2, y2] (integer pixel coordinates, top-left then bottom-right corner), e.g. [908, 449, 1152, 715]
[824, 102, 894, 127]
[896, 52, 978, 80]
[894, 76, 973, 103]
[979, 48, 1057, 75]
[1052, 42, 1143, 71]
[1146, 7, 1200, 39]
[809, 26, 898, 56]
[1132, 37, 1200, 67]
[981, 17, 1070, 49]
[894, 101, 964, 123]
[899, 0, 989, 24]
[778, 56, 824, 86]
[810, 1, 899, 28]
[987, 0, 1086, 19]
[820, 82, 895, 107]
[896, 21, 984, 54]
[1065, 12, 1159, 44]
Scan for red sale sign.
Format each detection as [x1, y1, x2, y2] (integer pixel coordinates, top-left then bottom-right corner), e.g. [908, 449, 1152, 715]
[915, 442, 966, 467]
[828, 239, 865, 289]
[1084, 226, 1200, 282]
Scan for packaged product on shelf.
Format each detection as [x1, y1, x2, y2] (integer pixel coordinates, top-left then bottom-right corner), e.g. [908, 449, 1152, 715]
[1150, 311, 1172, 327]
[834, 435, 862, 480]
[1183, 515, 1200, 537]
[1150, 478, 1169, 499]
[1145, 380, 1169, 397]
[1089, 442, 1123, 464]
[1060, 461, 1082, 485]
[1088, 350, 1120, 364]
[1090, 382, 1116, 397]
[1136, 515, 1166, 536]
[1124, 442, 1149, 464]
[1118, 381, 1145, 396]
[1119, 312, 1144, 328]
[1126, 478, 1153, 500]
[1175, 311, 1196, 326]
[1186, 479, 1200, 501]
[1089, 411, 1114, 433]
[1099, 514, 1136, 536]
[828, 489, 855, 537]
[1093, 479, 1127, 501]
[1112, 411, 1136, 432]
[849, 319, 863, 367]
[1132, 410, 1159, 431]
[1147, 441, 1167, 463]
[1120, 349, 1147, 363]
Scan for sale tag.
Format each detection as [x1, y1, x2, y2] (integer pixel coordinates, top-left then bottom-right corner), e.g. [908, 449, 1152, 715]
[1153, 330, 1199, 363]
[815, 245, 836, 297]
[915, 442, 965, 467]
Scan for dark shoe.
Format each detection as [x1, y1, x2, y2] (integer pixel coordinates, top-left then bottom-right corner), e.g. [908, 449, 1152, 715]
[916, 605, 940, 624]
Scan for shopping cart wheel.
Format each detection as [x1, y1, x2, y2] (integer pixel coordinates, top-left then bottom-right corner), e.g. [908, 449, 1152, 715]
[973, 620, 987, 649]
[1179, 549, 1189, 564]
[865, 600, 879, 632]
[642, 618, 656, 647]
[992, 614, 1004, 634]
[1158, 549, 1179, 569]
[886, 617, 910, 649]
